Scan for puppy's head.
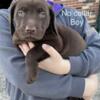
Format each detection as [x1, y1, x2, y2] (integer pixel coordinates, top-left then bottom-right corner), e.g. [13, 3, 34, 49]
[10, 0, 56, 45]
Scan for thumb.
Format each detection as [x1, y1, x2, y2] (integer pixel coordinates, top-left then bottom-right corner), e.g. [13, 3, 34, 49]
[42, 44, 61, 59]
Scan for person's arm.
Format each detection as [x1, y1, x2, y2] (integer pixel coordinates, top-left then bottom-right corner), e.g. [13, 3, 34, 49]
[83, 74, 98, 99]
[58, 8, 100, 77]
[0, 9, 85, 99]
[69, 15, 100, 77]
[19, 43, 98, 99]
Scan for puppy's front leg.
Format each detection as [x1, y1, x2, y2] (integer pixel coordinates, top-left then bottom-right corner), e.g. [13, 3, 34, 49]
[25, 45, 49, 84]
[25, 48, 38, 84]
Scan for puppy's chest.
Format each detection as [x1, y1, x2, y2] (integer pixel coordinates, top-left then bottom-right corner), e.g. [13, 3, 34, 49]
[34, 34, 64, 53]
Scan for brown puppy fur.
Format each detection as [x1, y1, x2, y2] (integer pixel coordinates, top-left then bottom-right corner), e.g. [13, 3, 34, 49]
[10, 0, 86, 85]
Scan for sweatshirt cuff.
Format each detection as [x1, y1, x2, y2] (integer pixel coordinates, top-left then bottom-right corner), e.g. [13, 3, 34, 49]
[70, 77, 85, 97]
[69, 56, 83, 75]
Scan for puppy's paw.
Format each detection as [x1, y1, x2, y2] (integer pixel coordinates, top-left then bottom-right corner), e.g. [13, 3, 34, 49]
[27, 73, 37, 84]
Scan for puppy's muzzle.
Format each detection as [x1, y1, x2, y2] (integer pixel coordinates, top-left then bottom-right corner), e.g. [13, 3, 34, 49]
[25, 26, 37, 34]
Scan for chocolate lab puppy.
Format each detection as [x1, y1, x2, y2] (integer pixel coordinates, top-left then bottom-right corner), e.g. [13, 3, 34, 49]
[10, 0, 86, 85]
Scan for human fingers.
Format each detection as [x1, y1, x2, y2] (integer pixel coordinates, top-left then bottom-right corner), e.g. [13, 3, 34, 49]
[19, 43, 30, 56]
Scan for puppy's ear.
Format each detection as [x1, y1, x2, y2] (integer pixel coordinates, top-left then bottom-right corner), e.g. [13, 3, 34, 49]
[10, 1, 17, 36]
[48, 7, 58, 35]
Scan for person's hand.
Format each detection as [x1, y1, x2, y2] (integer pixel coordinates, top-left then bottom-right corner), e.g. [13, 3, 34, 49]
[38, 44, 71, 75]
[83, 74, 98, 100]
[19, 42, 35, 56]
[19, 43, 71, 75]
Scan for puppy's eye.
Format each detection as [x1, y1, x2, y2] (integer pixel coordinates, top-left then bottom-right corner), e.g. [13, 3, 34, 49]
[17, 10, 25, 17]
[37, 8, 44, 13]
[39, 12, 46, 18]
[37, 8, 46, 18]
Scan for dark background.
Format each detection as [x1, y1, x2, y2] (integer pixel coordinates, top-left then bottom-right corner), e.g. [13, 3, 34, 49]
[0, 0, 12, 8]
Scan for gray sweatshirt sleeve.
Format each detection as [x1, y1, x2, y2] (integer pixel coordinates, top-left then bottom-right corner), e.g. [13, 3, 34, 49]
[57, 8, 100, 77]
[0, 9, 85, 98]
[69, 15, 100, 77]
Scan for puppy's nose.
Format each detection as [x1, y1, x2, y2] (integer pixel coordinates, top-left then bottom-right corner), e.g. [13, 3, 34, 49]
[25, 26, 36, 34]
